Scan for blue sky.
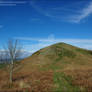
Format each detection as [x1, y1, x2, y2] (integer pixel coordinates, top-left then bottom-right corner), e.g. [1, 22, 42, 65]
[0, 0, 92, 53]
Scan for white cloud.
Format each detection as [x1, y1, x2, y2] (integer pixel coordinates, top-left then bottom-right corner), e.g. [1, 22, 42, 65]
[0, 4, 16, 6]
[70, 2, 92, 23]
[23, 42, 52, 53]
[16, 37, 92, 44]
[30, 1, 52, 17]
[0, 1, 27, 6]
[30, 1, 92, 23]
[0, 1, 26, 4]
[15, 34, 92, 53]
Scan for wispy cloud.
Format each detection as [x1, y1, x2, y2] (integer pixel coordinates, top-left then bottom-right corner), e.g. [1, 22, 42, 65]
[30, 0, 92, 23]
[16, 37, 92, 44]
[30, 1, 52, 17]
[15, 34, 92, 53]
[0, 1, 27, 6]
[70, 1, 92, 23]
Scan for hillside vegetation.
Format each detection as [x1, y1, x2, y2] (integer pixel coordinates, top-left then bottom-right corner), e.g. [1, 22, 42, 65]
[0, 42, 92, 92]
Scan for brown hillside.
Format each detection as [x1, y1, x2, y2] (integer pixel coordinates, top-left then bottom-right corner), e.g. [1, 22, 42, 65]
[0, 42, 92, 92]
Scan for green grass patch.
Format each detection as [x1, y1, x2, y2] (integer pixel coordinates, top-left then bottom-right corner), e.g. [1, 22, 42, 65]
[0, 63, 7, 69]
[54, 46, 76, 62]
[40, 64, 62, 71]
[53, 72, 81, 92]
[76, 48, 92, 55]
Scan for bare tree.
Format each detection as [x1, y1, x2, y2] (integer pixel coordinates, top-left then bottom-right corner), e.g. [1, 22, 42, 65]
[0, 50, 4, 63]
[4, 39, 22, 85]
[0, 51, 2, 62]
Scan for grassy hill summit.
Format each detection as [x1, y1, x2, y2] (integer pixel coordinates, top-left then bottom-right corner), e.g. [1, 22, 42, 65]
[22, 42, 92, 69]
[0, 42, 92, 92]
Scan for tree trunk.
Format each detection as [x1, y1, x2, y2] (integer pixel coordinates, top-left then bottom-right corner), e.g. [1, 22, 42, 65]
[9, 60, 13, 86]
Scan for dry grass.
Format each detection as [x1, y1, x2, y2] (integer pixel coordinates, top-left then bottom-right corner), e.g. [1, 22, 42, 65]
[64, 67, 92, 92]
[0, 67, 54, 92]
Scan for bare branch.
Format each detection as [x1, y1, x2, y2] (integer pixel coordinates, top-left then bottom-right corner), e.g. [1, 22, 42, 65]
[3, 39, 23, 85]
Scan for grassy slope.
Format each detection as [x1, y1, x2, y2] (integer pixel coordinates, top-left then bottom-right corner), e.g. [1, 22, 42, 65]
[22, 43, 92, 70]
[19, 43, 92, 92]
[0, 42, 92, 92]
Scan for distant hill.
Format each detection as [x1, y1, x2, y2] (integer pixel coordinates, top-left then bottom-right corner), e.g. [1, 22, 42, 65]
[0, 51, 32, 63]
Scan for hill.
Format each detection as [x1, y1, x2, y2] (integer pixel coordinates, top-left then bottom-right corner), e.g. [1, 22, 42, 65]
[0, 42, 92, 92]
[22, 42, 92, 70]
